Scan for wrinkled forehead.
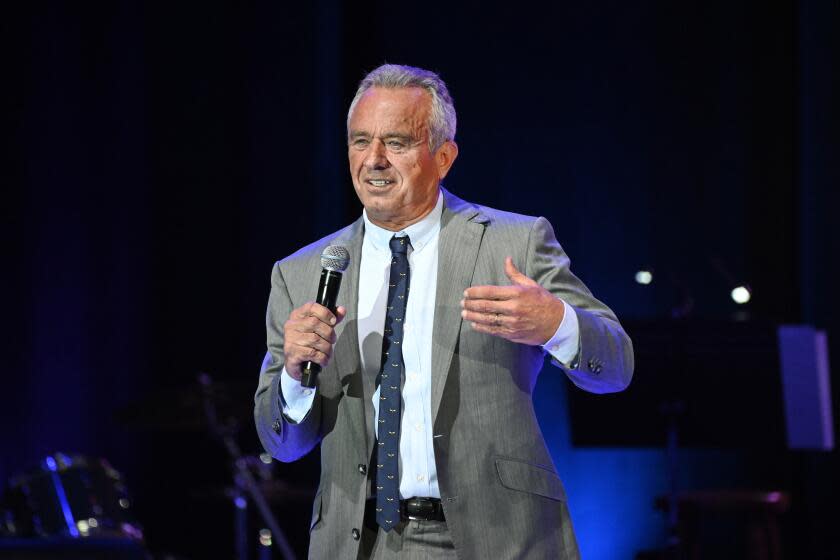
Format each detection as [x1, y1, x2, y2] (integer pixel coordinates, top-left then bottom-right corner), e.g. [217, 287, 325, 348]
[349, 87, 432, 131]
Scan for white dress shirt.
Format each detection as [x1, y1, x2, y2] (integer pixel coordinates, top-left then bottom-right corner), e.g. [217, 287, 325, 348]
[279, 192, 580, 499]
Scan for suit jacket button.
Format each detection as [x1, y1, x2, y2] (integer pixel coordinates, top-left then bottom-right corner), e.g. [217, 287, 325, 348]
[272, 419, 281, 434]
[587, 358, 596, 371]
[351, 528, 360, 540]
[358, 464, 367, 475]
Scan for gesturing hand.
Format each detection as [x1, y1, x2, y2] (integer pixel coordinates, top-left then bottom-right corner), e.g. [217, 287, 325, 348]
[461, 257, 565, 346]
[284, 302, 347, 380]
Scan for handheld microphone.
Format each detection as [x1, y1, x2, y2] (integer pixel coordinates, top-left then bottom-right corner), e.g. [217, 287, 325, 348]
[300, 245, 351, 388]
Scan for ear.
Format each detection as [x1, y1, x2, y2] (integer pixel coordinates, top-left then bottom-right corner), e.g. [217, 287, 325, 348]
[434, 140, 459, 180]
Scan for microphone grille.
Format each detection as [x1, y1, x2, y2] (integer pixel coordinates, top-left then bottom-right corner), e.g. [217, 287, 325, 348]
[320, 245, 350, 272]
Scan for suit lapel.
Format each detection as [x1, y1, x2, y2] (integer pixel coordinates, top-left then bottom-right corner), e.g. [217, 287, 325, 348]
[431, 189, 488, 422]
[332, 218, 363, 379]
[330, 218, 372, 455]
[335, 191, 489, 447]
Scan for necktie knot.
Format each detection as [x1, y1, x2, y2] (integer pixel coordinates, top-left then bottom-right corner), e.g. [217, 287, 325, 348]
[389, 235, 410, 255]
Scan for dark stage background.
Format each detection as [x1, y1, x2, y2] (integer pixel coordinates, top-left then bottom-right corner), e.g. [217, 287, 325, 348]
[3, 1, 838, 558]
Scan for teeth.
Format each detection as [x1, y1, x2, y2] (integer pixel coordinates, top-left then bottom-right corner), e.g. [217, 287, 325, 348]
[369, 180, 390, 187]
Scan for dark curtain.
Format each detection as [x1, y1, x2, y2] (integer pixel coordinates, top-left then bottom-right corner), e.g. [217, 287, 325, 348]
[3, 0, 837, 557]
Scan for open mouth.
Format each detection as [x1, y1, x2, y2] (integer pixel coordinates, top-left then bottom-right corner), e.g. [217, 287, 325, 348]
[366, 179, 394, 187]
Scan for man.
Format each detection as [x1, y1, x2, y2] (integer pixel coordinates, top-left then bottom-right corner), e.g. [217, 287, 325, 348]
[255, 64, 633, 559]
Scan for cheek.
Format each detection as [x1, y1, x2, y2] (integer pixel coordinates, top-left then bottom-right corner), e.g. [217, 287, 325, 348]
[398, 157, 423, 178]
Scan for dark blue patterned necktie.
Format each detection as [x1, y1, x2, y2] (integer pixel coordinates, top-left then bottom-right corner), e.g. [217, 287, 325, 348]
[375, 234, 410, 531]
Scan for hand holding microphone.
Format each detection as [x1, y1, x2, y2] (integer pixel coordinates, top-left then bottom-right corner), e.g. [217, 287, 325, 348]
[283, 246, 350, 388]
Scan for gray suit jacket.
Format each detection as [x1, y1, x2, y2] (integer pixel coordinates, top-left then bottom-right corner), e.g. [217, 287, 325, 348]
[255, 189, 633, 559]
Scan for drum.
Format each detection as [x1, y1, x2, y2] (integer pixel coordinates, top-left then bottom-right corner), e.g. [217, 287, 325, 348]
[2, 453, 143, 540]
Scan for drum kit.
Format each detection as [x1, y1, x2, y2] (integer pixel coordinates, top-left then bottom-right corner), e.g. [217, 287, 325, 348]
[1, 452, 143, 540]
[0, 374, 306, 560]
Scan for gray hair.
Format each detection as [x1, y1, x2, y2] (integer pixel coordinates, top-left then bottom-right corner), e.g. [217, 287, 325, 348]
[346, 64, 457, 153]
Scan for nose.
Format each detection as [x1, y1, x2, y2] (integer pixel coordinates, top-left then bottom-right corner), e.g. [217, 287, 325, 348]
[363, 139, 390, 170]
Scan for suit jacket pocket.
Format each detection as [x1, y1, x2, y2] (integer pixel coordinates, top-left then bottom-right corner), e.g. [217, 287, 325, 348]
[310, 491, 322, 532]
[495, 457, 567, 502]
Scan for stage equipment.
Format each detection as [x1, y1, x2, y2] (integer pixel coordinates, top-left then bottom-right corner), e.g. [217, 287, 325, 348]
[569, 320, 832, 557]
[115, 377, 254, 432]
[568, 320, 834, 449]
[189, 473, 314, 505]
[2, 453, 143, 541]
[198, 373, 297, 560]
[778, 325, 833, 450]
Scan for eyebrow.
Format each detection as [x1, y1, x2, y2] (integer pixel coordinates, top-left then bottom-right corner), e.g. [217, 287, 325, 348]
[348, 131, 417, 143]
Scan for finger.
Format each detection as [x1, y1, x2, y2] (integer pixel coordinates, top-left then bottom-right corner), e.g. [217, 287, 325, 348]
[463, 285, 520, 300]
[290, 302, 316, 320]
[306, 302, 339, 325]
[461, 309, 511, 327]
[291, 301, 334, 322]
[504, 256, 538, 287]
[461, 297, 514, 315]
[469, 321, 509, 339]
[293, 315, 334, 341]
[471, 321, 533, 345]
[292, 302, 337, 327]
[335, 305, 347, 324]
[288, 333, 331, 356]
[303, 332, 333, 354]
[293, 345, 329, 366]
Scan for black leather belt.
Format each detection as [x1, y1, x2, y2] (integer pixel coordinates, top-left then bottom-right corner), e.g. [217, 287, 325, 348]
[400, 497, 445, 521]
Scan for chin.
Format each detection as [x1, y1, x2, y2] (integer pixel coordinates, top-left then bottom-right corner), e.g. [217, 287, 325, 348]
[366, 201, 398, 217]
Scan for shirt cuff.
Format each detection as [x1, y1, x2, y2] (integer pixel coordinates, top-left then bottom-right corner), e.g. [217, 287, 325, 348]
[279, 367, 316, 423]
[542, 300, 581, 368]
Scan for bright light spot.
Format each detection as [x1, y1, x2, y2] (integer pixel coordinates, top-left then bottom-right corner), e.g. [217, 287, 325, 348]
[56, 453, 72, 468]
[235, 496, 247, 510]
[88, 518, 99, 528]
[45, 456, 58, 472]
[121, 522, 144, 540]
[259, 453, 272, 464]
[259, 528, 272, 547]
[118, 498, 130, 509]
[635, 270, 653, 285]
[76, 520, 90, 535]
[731, 285, 751, 304]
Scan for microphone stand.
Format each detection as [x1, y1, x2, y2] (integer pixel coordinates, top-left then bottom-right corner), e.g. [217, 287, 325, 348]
[198, 373, 297, 560]
[660, 400, 685, 560]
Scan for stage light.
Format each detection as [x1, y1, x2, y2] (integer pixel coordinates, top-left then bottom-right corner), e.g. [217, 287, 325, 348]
[731, 285, 751, 304]
[119, 498, 130, 509]
[635, 270, 653, 285]
[259, 453, 272, 464]
[259, 529, 272, 547]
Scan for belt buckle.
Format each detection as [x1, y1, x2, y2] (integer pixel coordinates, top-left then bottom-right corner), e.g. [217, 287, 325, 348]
[404, 497, 435, 521]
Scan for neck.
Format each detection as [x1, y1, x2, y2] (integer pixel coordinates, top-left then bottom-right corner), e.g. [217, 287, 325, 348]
[366, 198, 439, 232]
[367, 210, 432, 232]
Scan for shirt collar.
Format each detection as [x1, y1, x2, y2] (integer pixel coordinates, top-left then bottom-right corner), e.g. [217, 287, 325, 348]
[362, 191, 443, 253]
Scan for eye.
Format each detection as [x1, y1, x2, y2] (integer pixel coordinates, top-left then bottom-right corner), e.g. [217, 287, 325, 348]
[351, 138, 370, 149]
[386, 140, 406, 151]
